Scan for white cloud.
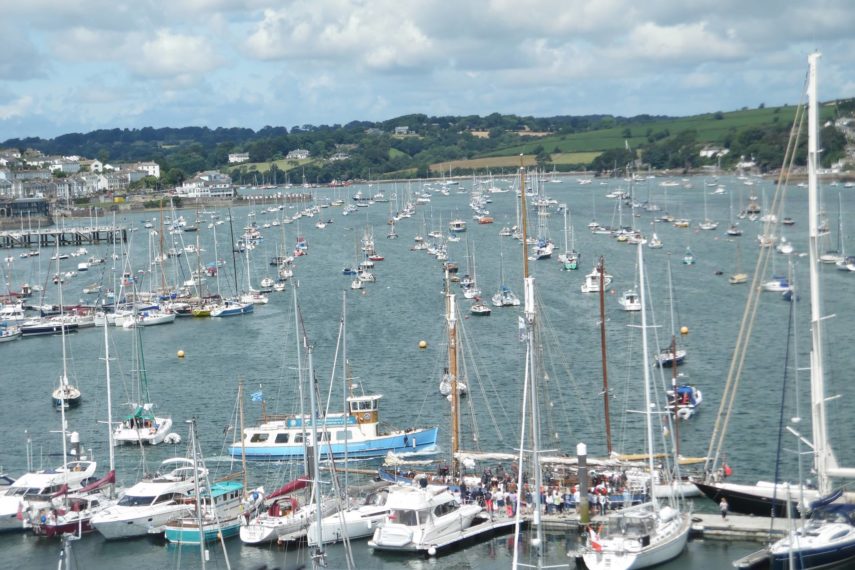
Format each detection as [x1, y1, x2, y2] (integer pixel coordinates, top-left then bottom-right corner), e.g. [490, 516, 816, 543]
[620, 21, 746, 64]
[245, 2, 435, 71]
[0, 95, 35, 120]
[129, 30, 222, 80]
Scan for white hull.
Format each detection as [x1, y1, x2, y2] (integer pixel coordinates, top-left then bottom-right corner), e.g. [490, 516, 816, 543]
[307, 506, 388, 546]
[93, 503, 193, 539]
[241, 500, 337, 545]
[370, 505, 482, 551]
[113, 417, 174, 445]
[583, 510, 690, 570]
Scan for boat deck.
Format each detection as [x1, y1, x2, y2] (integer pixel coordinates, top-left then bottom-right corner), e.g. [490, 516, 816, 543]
[423, 515, 521, 554]
[540, 511, 790, 542]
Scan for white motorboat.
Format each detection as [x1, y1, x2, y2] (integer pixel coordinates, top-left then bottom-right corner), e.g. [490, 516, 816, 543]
[91, 458, 205, 539]
[0, 457, 97, 532]
[368, 482, 483, 553]
[581, 267, 613, 293]
[307, 484, 391, 546]
[618, 289, 641, 312]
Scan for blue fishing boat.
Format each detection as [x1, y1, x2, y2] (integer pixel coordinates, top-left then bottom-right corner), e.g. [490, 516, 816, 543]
[228, 394, 438, 461]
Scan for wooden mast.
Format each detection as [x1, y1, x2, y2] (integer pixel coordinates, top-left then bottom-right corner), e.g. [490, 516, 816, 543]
[447, 270, 460, 481]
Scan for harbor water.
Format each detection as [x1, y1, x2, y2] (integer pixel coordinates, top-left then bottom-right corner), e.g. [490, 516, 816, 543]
[1, 174, 853, 568]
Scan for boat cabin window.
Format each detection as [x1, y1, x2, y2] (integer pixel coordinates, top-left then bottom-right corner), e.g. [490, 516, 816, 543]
[250, 433, 269, 443]
[391, 508, 427, 526]
[118, 495, 156, 507]
[336, 430, 356, 441]
[294, 434, 304, 443]
[350, 399, 377, 413]
[434, 501, 460, 517]
[317, 432, 329, 442]
[275, 433, 289, 444]
[154, 493, 178, 504]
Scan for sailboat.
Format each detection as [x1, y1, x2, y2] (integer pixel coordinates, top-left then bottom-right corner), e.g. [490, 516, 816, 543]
[51, 250, 81, 409]
[819, 192, 845, 264]
[491, 249, 520, 307]
[734, 53, 855, 570]
[461, 238, 481, 299]
[698, 184, 719, 230]
[582, 242, 691, 570]
[113, 319, 174, 445]
[661, 258, 702, 421]
[531, 201, 554, 260]
[729, 241, 749, 285]
[557, 207, 580, 270]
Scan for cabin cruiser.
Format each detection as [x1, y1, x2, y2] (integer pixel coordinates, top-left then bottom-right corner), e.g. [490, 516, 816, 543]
[0, 459, 97, 531]
[91, 458, 206, 539]
[368, 480, 483, 553]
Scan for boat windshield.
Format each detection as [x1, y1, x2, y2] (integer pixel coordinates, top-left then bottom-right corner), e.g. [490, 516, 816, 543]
[391, 508, 429, 526]
[118, 495, 156, 507]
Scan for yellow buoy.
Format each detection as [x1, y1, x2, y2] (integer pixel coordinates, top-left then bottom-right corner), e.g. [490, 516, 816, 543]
[418, 340, 428, 349]
[177, 350, 185, 358]
[680, 326, 689, 335]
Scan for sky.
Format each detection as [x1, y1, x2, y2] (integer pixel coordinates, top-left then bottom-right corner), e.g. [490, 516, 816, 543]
[1, 0, 854, 141]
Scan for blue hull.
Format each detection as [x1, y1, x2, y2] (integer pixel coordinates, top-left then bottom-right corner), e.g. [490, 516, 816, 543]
[165, 522, 240, 544]
[213, 305, 254, 317]
[227, 427, 439, 461]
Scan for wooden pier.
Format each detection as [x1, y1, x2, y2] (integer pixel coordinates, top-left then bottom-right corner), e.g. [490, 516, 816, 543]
[0, 225, 127, 249]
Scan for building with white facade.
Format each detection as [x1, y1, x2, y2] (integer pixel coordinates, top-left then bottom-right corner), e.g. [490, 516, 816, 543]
[175, 171, 234, 198]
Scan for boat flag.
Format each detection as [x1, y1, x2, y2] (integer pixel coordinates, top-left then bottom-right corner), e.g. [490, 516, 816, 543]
[518, 316, 526, 342]
[250, 390, 263, 402]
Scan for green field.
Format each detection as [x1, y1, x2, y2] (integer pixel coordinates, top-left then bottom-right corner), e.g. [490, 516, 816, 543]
[480, 105, 834, 157]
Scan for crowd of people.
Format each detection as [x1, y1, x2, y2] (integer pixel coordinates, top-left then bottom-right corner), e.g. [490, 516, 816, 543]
[446, 466, 645, 517]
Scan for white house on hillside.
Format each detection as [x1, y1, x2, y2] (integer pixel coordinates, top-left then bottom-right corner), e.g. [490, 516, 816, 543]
[175, 171, 234, 198]
[228, 152, 250, 164]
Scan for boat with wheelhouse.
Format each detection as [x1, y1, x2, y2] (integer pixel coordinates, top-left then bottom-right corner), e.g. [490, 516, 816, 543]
[228, 394, 438, 461]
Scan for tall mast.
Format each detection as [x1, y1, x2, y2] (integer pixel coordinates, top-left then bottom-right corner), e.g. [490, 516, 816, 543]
[597, 256, 612, 456]
[519, 158, 544, 553]
[103, 310, 115, 496]
[341, 291, 349, 491]
[56, 243, 70, 486]
[446, 271, 460, 480]
[806, 53, 832, 496]
[306, 341, 327, 569]
[238, 382, 247, 493]
[228, 209, 239, 295]
[188, 418, 205, 570]
[666, 257, 680, 459]
[292, 286, 308, 475]
[636, 242, 658, 510]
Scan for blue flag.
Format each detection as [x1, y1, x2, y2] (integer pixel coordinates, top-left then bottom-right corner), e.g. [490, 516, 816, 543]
[250, 390, 263, 402]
